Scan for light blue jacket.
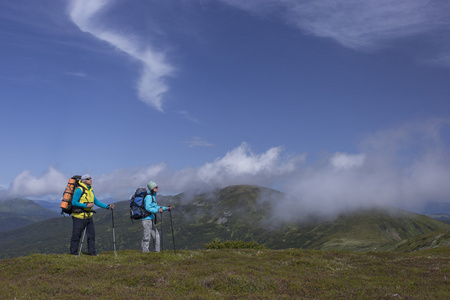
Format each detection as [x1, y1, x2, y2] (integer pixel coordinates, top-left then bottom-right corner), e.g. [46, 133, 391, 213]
[142, 192, 167, 220]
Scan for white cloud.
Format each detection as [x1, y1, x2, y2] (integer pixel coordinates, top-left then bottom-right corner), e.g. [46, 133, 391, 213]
[192, 143, 305, 189]
[183, 137, 214, 148]
[219, 0, 450, 65]
[1, 143, 305, 201]
[3, 119, 450, 222]
[65, 72, 88, 78]
[178, 111, 199, 123]
[330, 152, 365, 170]
[149, 143, 306, 194]
[284, 0, 444, 49]
[94, 163, 167, 199]
[0, 185, 6, 200]
[7, 167, 68, 199]
[68, 0, 174, 111]
[276, 118, 450, 221]
[2, 164, 168, 201]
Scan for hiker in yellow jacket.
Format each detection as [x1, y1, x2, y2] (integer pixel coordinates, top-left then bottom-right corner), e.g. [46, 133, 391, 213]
[70, 174, 114, 255]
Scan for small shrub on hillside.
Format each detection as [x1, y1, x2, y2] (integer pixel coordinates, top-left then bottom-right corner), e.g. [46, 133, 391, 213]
[205, 240, 266, 250]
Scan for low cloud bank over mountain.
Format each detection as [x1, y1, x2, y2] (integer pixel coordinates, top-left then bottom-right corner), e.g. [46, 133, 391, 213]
[3, 119, 450, 219]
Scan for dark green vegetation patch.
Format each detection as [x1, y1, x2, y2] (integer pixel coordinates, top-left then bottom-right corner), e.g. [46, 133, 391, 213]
[205, 240, 267, 250]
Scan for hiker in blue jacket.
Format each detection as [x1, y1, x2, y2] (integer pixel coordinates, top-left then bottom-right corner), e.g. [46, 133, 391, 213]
[142, 181, 171, 252]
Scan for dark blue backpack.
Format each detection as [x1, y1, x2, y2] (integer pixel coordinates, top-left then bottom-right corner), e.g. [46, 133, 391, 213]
[130, 187, 151, 220]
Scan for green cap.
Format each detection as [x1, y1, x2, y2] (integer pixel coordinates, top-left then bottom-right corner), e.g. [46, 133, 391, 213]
[147, 181, 158, 190]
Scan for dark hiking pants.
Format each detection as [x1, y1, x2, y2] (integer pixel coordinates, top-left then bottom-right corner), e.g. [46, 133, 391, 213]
[70, 217, 96, 255]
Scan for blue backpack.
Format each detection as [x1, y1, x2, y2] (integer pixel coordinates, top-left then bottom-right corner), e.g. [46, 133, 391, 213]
[130, 188, 151, 220]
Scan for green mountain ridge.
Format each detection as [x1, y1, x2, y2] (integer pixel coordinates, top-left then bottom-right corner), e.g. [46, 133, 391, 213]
[0, 185, 449, 259]
[0, 198, 60, 232]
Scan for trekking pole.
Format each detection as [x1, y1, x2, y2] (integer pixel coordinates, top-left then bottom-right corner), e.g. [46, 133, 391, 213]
[111, 208, 117, 257]
[169, 208, 176, 254]
[78, 227, 87, 256]
[160, 211, 163, 252]
[78, 212, 90, 256]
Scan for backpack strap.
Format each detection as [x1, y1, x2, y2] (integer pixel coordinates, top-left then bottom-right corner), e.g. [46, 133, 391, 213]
[78, 186, 86, 199]
[141, 191, 149, 209]
[71, 186, 87, 214]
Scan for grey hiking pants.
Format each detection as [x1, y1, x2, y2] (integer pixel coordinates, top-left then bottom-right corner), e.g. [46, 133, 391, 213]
[142, 219, 160, 252]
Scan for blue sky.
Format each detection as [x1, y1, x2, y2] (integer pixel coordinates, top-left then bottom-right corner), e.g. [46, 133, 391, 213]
[1, 0, 450, 216]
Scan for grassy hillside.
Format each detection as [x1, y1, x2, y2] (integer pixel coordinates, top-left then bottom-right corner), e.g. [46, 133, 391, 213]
[284, 208, 450, 252]
[394, 228, 450, 252]
[0, 198, 60, 232]
[1, 247, 449, 299]
[160, 186, 450, 251]
[1, 185, 449, 259]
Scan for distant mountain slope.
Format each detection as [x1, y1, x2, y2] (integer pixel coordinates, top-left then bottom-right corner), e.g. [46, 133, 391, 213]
[171, 185, 449, 252]
[0, 198, 60, 232]
[284, 208, 449, 251]
[426, 214, 450, 225]
[33, 200, 62, 213]
[1, 185, 449, 258]
[392, 228, 450, 252]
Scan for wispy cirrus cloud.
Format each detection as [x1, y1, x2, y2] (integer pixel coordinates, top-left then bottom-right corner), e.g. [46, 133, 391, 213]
[178, 111, 200, 124]
[219, 0, 450, 65]
[65, 71, 88, 78]
[183, 137, 214, 148]
[68, 0, 174, 111]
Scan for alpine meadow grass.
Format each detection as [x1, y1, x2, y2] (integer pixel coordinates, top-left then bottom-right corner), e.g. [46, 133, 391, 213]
[1, 247, 449, 299]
